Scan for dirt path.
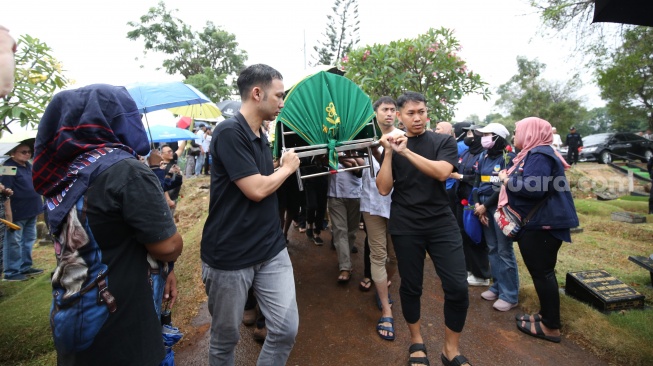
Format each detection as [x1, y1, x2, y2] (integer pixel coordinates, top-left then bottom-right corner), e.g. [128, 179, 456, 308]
[175, 226, 609, 366]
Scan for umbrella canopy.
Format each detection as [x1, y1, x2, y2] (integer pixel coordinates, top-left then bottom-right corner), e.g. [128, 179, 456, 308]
[168, 102, 221, 119]
[216, 100, 241, 118]
[593, 0, 653, 27]
[176, 116, 192, 129]
[275, 71, 375, 170]
[125, 81, 214, 113]
[147, 125, 197, 143]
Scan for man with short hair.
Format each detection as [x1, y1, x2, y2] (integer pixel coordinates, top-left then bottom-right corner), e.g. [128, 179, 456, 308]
[565, 126, 583, 165]
[201, 64, 300, 365]
[361, 96, 404, 340]
[195, 124, 208, 176]
[377, 91, 471, 366]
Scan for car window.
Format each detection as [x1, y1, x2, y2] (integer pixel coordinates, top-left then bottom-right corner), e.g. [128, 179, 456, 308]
[612, 134, 627, 142]
[622, 133, 647, 142]
[583, 134, 611, 145]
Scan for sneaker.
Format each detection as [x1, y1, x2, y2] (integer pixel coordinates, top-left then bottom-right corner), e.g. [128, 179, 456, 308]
[493, 298, 518, 312]
[305, 228, 313, 238]
[242, 308, 257, 326]
[22, 268, 44, 277]
[253, 326, 267, 342]
[467, 275, 490, 287]
[481, 290, 498, 301]
[3, 274, 27, 282]
[312, 236, 324, 246]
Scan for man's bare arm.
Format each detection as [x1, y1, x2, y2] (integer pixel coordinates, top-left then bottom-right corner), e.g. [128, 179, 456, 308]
[144, 232, 183, 263]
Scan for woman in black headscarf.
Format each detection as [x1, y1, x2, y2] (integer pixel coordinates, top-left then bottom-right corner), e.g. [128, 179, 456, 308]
[451, 124, 491, 287]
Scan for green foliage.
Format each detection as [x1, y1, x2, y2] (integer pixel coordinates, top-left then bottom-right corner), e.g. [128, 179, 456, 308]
[343, 27, 490, 123]
[574, 107, 614, 136]
[597, 27, 653, 131]
[184, 67, 231, 106]
[0, 34, 69, 132]
[127, 1, 247, 100]
[312, 0, 360, 66]
[495, 56, 586, 132]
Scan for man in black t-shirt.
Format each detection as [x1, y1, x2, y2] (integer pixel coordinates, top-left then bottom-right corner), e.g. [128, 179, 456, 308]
[377, 92, 472, 366]
[200, 64, 300, 365]
[565, 126, 583, 165]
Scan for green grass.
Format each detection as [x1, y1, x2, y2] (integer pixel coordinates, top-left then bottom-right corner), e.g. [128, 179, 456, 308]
[0, 191, 652, 364]
[0, 270, 55, 364]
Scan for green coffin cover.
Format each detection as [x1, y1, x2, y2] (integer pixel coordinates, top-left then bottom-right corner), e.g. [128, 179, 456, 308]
[274, 71, 375, 170]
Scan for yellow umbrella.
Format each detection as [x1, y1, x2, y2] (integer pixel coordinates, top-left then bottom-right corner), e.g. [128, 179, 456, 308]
[168, 102, 221, 119]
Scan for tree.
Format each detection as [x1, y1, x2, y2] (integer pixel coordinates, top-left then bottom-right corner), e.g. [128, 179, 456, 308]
[127, 1, 247, 101]
[312, 0, 360, 66]
[574, 107, 614, 136]
[528, 0, 626, 56]
[597, 27, 653, 131]
[343, 28, 490, 123]
[0, 34, 69, 132]
[495, 56, 585, 132]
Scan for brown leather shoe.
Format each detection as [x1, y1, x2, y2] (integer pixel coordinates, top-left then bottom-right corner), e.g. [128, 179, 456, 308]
[242, 308, 257, 326]
[253, 326, 267, 342]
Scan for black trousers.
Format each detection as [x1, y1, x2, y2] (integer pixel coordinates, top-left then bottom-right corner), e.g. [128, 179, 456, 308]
[518, 230, 563, 330]
[567, 147, 579, 164]
[304, 177, 327, 235]
[392, 227, 469, 332]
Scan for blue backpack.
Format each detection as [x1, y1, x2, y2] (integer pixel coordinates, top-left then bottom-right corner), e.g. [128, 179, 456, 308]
[50, 196, 116, 355]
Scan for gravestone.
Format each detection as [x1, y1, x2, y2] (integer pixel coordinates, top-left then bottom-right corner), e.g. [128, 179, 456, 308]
[565, 269, 645, 312]
[628, 255, 653, 286]
[610, 211, 646, 224]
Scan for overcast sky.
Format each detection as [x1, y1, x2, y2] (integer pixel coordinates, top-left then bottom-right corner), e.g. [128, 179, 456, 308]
[4, 0, 607, 124]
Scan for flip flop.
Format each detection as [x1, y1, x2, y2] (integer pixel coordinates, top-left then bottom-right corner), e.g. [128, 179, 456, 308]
[359, 278, 372, 292]
[516, 320, 561, 343]
[337, 270, 351, 283]
[515, 313, 542, 323]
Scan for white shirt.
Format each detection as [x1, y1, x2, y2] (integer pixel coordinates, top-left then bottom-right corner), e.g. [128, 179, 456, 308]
[327, 163, 362, 199]
[552, 133, 562, 150]
[359, 128, 405, 218]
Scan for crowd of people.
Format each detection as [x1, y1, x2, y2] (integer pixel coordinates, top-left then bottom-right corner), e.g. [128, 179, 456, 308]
[0, 26, 632, 365]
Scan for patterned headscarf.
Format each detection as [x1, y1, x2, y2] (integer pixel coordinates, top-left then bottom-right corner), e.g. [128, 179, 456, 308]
[32, 84, 150, 233]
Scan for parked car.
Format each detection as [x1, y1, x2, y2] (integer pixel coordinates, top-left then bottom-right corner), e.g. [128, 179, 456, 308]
[560, 132, 653, 164]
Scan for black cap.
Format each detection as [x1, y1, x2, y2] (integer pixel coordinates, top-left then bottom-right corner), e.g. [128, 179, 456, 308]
[569, 126, 576, 130]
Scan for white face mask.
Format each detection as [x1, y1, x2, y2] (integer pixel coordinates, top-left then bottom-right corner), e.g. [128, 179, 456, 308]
[481, 135, 496, 149]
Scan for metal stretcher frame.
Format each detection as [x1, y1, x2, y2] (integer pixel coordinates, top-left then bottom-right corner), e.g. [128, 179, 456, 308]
[278, 119, 379, 191]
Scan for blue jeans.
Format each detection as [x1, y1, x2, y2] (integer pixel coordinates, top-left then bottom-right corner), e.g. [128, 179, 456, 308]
[481, 201, 519, 304]
[3, 216, 38, 277]
[195, 153, 205, 176]
[202, 248, 298, 366]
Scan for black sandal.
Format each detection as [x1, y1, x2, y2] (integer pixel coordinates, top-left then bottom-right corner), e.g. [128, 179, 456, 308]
[441, 353, 472, 366]
[515, 313, 542, 322]
[408, 343, 429, 366]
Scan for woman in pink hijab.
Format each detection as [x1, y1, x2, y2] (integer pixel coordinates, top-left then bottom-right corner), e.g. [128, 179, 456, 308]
[497, 117, 578, 344]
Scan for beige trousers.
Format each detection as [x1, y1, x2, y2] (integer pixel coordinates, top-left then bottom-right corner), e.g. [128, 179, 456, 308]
[362, 212, 396, 283]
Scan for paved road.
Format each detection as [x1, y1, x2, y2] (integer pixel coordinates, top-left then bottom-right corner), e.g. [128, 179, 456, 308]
[175, 227, 608, 366]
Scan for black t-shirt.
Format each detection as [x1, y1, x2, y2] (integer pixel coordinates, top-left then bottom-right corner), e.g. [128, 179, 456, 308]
[59, 159, 177, 366]
[201, 113, 286, 270]
[387, 131, 459, 234]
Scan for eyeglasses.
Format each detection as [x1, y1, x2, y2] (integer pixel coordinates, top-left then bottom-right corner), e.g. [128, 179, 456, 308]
[16, 150, 32, 155]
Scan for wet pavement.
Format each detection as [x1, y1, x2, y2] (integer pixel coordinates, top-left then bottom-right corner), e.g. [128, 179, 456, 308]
[175, 227, 608, 366]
